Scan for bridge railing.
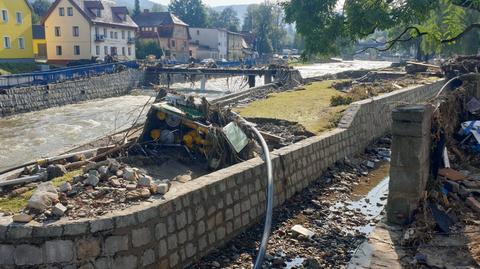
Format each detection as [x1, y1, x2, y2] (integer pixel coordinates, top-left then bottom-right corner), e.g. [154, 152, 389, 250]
[0, 61, 139, 89]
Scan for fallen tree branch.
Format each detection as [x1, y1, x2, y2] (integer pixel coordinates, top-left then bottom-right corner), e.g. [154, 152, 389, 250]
[441, 23, 480, 43]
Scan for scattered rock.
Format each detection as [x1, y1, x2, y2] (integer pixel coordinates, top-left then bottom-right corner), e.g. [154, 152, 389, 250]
[126, 189, 151, 200]
[211, 261, 221, 268]
[126, 184, 137, 190]
[156, 183, 170, 195]
[28, 182, 59, 211]
[98, 166, 109, 179]
[47, 164, 67, 180]
[138, 175, 153, 187]
[110, 178, 121, 187]
[291, 225, 315, 239]
[85, 175, 100, 187]
[13, 214, 33, 223]
[123, 168, 137, 181]
[52, 203, 67, 216]
[59, 182, 72, 193]
[175, 171, 193, 183]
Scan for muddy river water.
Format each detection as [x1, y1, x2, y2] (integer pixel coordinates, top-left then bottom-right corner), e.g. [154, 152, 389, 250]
[0, 60, 391, 170]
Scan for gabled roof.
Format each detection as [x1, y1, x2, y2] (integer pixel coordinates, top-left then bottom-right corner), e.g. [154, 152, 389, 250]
[42, 0, 137, 29]
[133, 12, 188, 27]
[32, 25, 45, 39]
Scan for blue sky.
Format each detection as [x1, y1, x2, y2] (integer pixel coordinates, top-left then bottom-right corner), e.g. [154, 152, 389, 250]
[152, 0, 267, 6]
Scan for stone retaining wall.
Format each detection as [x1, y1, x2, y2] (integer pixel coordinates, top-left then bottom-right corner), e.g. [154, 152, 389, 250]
[0, 70, 145, 117]
[0, 80, 444, 269]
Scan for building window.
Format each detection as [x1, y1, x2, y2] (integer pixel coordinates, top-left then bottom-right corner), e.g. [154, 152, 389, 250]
[74, 45, 80, 55]
[197, 30, 200, 35]
[122, 47, 125, 56]
[110, 31, 113, 39]
[3, 36, 11, 49]
[121, 30, 125, 39]
[18, 37, 24, 49]
[73, 26, 79, 37]
[96, 45, 100, 55]
[128, 31, 131, 39]
[56, 45, 62, 55]
[114, 32, 118, 39]
[128, 47, 131, 56]
[104, 46, 108, 55]
[67, 7, 73, 16]
[59, 7, 65, 16]
[96, 9, 101, 17]
[103, 28, 107, 37]
[1, 10, 8, 22]
[55, 26, 61, 37]
[15, 12, 22, 24]
[171, 40, 175, 47]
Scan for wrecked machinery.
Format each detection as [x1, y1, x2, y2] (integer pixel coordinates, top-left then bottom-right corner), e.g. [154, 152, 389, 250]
[135, 92, 258, 171]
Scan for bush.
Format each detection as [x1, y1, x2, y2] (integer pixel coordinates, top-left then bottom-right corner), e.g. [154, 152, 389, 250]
[330, 95, 353, 106]
[0, 63, 39, 74]
[136, 40, 163, 59]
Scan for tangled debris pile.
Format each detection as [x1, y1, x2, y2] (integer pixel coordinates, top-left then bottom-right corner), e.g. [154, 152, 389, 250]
[0, 91, 266, 222]
[189, 138, 392, 269]
[397, 60, 480, 268]
[442, 55, 480, 79]
[330, 73, 440, 106]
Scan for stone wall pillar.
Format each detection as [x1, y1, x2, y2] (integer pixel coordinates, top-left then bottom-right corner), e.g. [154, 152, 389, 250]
[387, 104, 433, 225]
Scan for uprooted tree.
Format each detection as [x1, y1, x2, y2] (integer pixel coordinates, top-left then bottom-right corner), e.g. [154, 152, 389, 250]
[283, 0, 480, 57]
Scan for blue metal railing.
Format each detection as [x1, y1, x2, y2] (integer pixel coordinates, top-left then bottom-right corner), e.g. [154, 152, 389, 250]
[0, 61, 139, 89]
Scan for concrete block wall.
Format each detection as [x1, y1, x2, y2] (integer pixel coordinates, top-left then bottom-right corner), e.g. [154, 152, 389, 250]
[0, 70, 145, 117]
[0, 80, 444, 268]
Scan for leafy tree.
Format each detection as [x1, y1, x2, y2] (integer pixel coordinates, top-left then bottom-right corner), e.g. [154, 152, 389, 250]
[136, 40, 163, 59]
[168, 0, 208, 27]
[242, 3, 288, 54]
[31, 0, 51, 24]
[133, 0, 141, 17]
[283, 0, 480, 57]
[207, 7, 240, 31]
[151, 4, 166, 12]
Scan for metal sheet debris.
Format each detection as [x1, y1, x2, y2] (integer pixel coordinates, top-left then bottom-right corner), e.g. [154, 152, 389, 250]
[223, 122, 249, 153]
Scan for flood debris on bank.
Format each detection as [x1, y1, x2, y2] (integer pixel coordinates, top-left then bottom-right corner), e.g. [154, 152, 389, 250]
[396, 56, 480, 268]
[188, 137, 392, 269]
[0, 91, 268, 222]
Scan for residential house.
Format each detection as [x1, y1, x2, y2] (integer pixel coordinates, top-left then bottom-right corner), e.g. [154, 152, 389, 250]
[227, 31, 249, 61]
[33, 25, 47, 60]
[133, 11, 190, 62]
[42, 0, 138, 65]
[189, 28, 227, 60]
[0, 0, 34, 62]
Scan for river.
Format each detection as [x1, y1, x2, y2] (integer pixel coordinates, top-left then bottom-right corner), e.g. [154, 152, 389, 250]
[0, 60, 391, 170]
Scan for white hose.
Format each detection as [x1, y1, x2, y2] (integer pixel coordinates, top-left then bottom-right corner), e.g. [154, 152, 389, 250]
[230, 112, 274, 269]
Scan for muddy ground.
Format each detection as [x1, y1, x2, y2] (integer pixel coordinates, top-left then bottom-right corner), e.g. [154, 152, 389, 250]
[188, 138, 392, 269]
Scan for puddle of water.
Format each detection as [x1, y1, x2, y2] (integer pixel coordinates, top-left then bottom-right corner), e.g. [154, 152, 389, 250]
[285, 257, 305, 269]
[350, 162, 390, 200]
[331, 163, 390, 235]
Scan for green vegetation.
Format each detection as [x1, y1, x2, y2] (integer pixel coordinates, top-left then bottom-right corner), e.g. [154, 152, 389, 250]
[0, 169, 82, 214]
[169, 0, 209, 27]
[330, 95, 353, 107]
[0, 63, 39, 75]
[135, 40, 163, 59]
[236, 81, 348, 134]
[283, 0, 480, 57]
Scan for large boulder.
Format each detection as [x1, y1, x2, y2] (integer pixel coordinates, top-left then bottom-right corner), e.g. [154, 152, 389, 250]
[28, 182, 59, 211]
